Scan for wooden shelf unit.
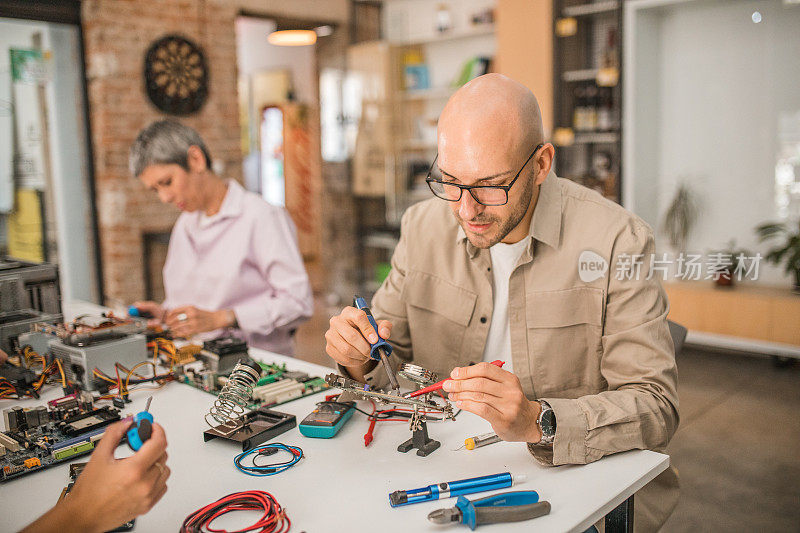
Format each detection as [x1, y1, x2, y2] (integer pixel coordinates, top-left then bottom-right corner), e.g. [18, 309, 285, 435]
[552, 0, 623, 203]
[664, 282, 800, 347]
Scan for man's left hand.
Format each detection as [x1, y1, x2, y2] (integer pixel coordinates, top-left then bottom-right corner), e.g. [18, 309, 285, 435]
[165, 306, 234, 338]
[443, 362, 543, 443]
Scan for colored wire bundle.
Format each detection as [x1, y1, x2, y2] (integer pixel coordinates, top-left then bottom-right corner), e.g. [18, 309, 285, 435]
[92, 360, 173, 401]
[234, 443, 303, 477]
[181, 490, 290, 533]
[0, 347, 60, 399]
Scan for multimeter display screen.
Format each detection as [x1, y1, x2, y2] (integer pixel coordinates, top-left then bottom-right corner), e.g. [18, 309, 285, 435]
[309, 412, 341, 424]
[302, 403, 354, 426]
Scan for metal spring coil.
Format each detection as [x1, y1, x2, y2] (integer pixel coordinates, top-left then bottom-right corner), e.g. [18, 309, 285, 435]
[205, 361, 261, 428]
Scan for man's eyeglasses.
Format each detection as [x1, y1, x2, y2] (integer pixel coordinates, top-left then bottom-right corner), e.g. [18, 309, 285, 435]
[425, 143, 544, 206]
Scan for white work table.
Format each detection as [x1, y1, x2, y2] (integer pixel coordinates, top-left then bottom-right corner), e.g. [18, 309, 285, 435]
[0, 349, 668, 532]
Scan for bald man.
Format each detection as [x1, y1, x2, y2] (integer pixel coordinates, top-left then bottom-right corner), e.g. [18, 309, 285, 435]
[326, 74, 679, 531]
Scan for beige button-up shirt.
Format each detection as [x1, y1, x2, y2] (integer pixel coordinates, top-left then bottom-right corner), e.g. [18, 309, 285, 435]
[365, 171, 680, 531]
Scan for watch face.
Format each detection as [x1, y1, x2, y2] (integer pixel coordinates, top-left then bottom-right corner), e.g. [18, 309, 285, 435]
[541, 409, 557, 435]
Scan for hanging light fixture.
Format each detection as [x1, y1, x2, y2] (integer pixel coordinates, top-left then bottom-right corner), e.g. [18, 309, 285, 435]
[268, 29, 317, 46]
[267, 21, 335, 47]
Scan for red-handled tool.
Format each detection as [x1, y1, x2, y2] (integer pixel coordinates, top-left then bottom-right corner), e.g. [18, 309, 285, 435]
[364, 417, 377, 446]
[404, 360, 505, 399]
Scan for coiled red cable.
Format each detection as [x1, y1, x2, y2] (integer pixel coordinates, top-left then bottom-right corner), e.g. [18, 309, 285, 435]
[181, 490, 290, 533]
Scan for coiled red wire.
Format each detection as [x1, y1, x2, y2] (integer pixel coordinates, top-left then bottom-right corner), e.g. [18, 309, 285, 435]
[181, 490, 290, 533]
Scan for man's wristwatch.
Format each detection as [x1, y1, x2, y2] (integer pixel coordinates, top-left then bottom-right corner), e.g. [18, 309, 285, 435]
[535, 400, 556, 445]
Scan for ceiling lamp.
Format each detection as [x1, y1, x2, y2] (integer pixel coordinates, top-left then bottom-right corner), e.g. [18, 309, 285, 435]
[268, 29, 317, 46]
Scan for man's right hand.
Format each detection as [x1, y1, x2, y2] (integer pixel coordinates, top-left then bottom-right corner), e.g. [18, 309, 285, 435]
[325, 306, 392, 381]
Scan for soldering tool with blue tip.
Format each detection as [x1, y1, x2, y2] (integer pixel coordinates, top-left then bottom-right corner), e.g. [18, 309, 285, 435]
[353, 295, 400, 393]
[127, 396, 154, 451]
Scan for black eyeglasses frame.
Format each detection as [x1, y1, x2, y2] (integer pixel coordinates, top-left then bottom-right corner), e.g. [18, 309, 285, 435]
[425, 143, 545, 206]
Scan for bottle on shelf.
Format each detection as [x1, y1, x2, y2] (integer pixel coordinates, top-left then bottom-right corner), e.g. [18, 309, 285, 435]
[602, 28, 619, 70]
[573, 86, 586, 132]
[597, 87, 613, 132]
[436, 4, 452, 33]
[585, 86, 598, 132]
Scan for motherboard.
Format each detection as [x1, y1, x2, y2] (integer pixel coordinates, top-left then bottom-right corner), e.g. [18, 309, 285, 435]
[1, 394, 122, 483]
[178, 360, 329, 409]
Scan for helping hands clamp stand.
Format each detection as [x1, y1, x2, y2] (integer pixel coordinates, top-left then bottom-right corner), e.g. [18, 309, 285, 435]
[324, 363, 452, 457]
[397, 398, 440, 457]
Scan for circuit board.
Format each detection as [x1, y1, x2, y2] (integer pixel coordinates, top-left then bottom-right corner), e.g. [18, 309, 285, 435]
[178, 360, 329, 409]
[1, 398, 122, 483]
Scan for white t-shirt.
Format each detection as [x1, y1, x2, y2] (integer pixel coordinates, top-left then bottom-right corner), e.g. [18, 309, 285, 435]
[481, 236, 531, 373]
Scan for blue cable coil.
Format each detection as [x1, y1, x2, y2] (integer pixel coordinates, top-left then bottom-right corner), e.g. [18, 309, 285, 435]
[233, 443, 304, 477]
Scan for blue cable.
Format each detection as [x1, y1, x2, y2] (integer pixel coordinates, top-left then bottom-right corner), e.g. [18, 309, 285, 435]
[233, 443, 304, 477]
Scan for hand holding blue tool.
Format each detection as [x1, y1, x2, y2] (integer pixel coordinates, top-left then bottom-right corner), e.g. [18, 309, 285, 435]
[353, 295, 400, 392]
[127, 396, 154, 451]
[428, 491, 551, 530]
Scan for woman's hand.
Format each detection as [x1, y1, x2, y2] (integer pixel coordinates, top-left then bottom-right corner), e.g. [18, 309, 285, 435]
[130, 301, 165, 328]
[165, 306, 236, 338]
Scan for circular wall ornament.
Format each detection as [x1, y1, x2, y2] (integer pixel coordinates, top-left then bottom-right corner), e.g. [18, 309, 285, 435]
[144, 35, 208, 115]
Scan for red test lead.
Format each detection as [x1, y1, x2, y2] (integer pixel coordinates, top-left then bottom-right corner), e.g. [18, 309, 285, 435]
[404, 360, 505, 399]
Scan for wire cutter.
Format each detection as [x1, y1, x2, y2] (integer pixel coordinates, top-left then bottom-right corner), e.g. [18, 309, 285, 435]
[353, 295, 400, 392]
[427, 491, 550, 530]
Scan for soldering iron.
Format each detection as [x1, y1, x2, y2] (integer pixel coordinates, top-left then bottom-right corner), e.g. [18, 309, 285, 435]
[389, 472, 527, 507]
[353, 295, 400, 392]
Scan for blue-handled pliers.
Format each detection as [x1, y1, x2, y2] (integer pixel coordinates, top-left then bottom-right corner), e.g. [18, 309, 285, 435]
[353, 295, 400, 392]
[428, 491, 551, 530]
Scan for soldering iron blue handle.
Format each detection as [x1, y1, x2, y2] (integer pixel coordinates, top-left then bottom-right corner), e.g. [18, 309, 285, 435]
[353, 296, 393, 361]
[448, 472, 514, 497]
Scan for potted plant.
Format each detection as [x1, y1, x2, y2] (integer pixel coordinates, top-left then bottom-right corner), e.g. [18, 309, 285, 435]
[662, 183, 700, 254]
[708, 240, 751, 288]
[755, 220, 800, 292]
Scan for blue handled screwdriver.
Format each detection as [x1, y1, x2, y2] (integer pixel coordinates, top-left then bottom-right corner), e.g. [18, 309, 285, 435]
[353, 295, 400, 393]
[127, 396, 154, 451]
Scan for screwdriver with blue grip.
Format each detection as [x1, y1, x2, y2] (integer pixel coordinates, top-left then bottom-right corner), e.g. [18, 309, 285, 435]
[427, 491, 551, 530]
[126, 396, 154, 451]
[353, 295, 400, 393]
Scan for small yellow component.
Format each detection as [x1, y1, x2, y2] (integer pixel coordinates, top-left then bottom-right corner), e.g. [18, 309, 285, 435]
[24, 457, 41, 468]
[465, 438, 476, 450]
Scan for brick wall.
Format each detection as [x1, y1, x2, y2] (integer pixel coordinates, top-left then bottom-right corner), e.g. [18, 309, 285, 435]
[82, 0, 240, 304]
[81, 0, 350, 305]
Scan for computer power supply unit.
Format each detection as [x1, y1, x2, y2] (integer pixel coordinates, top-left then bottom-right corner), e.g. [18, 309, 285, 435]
[49, 334, 147, 391]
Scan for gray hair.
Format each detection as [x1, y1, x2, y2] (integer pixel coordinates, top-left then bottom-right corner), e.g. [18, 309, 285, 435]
[129, 119, 213, 177]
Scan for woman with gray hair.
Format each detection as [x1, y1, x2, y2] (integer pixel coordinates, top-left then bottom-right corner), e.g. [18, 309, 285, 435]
[129, 120, 312, 355]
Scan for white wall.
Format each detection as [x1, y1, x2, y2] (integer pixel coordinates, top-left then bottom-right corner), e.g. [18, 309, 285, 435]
[235, 17, 317, 104]
[625, 0, 800, 285]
